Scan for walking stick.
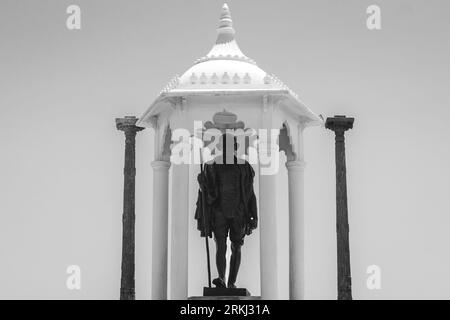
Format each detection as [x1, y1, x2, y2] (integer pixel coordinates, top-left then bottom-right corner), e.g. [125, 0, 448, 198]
[199, 139, 212, 288]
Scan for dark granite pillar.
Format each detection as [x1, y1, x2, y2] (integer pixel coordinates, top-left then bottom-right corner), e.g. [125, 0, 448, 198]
[116, 116, 144, 300]
[325, 115, 354, 300]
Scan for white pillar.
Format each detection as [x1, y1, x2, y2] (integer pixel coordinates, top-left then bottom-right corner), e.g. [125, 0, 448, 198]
[286, 160, 306, 300]
[259, 144, 279, 299]
[151, 160, 170, 299]
[169, 163, 190, 299]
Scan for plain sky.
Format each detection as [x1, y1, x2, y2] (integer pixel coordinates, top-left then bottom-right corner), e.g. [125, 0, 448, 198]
[1, 0, 450, 299]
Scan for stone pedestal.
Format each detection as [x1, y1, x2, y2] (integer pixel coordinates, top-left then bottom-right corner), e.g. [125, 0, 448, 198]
[203, 287, 251, 297]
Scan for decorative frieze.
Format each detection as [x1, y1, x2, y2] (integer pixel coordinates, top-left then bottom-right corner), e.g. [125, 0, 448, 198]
[190, 73, 198, 84]
[183, 71, 255, 85]
[200, 72, 207, 84]
[243, 73, 251, 84]
[211, 72, 219, 84]
[194, 54, 257, 65]
[157, 73, 301, 107]
[232, 73, 240, 84]
[221, 72, 230, 84]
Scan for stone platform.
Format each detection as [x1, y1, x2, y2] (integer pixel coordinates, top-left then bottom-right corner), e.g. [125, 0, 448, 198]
[188, 295, 261, 300]
[188, 287, 260, 300]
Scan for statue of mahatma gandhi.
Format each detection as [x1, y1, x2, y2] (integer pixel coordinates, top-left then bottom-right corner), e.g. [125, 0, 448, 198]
[195, 133, 258, 289]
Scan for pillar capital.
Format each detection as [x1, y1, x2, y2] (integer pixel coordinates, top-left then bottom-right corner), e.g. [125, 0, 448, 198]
[116, 116, 145, 133]
[286, 160, 306, 171]
[151, 160, 171, 171]
[325, 115, 354, 135]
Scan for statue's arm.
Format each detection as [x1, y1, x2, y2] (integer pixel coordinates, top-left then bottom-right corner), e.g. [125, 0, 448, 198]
[202, 164, 218, 205]
[245, 162, 258, 229]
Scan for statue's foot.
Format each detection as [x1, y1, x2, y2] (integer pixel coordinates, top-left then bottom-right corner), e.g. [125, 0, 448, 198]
[212, 277, 227, 288]
[227, 283, 237, 289]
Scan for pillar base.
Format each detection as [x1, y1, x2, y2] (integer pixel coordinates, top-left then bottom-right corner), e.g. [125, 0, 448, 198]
[120, 288, 136, 300]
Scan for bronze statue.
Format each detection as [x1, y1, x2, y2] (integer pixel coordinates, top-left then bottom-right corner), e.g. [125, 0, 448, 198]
[195, 133, 258, 289]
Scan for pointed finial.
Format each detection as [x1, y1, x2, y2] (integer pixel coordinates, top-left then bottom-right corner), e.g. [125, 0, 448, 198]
[216, 3, 235, 44]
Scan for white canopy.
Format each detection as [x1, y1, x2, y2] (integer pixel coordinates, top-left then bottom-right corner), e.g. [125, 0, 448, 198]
[137, 3, 322, 128]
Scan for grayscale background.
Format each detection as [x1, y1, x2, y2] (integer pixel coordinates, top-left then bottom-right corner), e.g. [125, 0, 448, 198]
[1, 0, 449, 299]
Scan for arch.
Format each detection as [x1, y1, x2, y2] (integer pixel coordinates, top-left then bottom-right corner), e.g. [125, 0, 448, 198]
[279, 122, 296, 161]
[161, 126, 172, 161]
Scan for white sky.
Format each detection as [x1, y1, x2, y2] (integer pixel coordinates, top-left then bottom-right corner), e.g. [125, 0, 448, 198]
[1, 0, 449, 299]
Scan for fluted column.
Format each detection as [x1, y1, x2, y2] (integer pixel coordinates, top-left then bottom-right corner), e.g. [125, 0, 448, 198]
[258, 143, 279, 299]
[325, 115, 354, 300]
[116, 116, 144, 300]
[151, 160, 171, 299]
[286, 160, 306, 300]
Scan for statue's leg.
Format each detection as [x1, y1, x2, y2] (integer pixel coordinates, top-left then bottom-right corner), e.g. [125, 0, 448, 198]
[228, 241, 242, 288]
[228, 218, 245, 288]
[212, 213, 228, 288]
[215, 237, 227, 281]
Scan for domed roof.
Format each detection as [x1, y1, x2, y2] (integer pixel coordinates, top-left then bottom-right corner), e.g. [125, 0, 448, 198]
[138, 3, 322, 128]
[161, 3, 289, 93]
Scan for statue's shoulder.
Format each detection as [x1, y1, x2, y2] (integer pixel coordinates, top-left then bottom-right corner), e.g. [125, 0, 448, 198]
[242, 159, 252, 168]
[243, 160, 255, 177]
[204, 159, 215, 166]
[203, 159, 216, 174]
[205, 155, 223, 166]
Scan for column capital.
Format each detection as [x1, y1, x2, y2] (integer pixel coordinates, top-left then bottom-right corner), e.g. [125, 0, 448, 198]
[325, 115, 354, 134]
[286, 160, 306, 171]
[116, 116, 145, 133]
[151, 160, 171, 171]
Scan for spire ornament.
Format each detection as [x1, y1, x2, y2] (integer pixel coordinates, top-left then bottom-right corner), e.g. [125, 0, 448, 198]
[216, 3, 235, 44]
[194, 3, 256, 65]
